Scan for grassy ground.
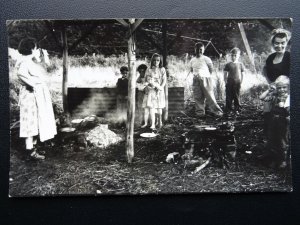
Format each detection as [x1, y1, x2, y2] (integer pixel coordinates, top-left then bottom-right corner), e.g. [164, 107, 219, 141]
[9, 104, 292, 196]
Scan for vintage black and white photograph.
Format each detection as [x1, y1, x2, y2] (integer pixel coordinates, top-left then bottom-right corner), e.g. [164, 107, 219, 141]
[8, 19, 292, 196]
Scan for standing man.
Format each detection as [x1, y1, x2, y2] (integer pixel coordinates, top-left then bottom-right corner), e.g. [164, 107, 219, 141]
[189, 42, 223, 117]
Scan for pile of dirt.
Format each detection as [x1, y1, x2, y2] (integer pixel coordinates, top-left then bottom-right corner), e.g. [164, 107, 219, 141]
[86, 125, 123, 148]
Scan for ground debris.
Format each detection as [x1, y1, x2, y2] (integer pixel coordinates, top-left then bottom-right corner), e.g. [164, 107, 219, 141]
[9, 102, 292, 196]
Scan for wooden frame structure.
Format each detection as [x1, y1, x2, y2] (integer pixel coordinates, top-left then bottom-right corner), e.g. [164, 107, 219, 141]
[9, 18, 269, 163]
[44, 19, 149, 163]
[35, 19, 218, 163]
[47, 19, 173, 163]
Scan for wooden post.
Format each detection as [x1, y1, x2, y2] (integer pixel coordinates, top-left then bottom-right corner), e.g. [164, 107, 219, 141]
[126, 20, 137, 163]
[61, 26, 70, 123]
[162, 21, 168, 121]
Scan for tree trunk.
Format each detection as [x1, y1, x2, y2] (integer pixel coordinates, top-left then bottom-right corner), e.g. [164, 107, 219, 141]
[61, 26, 70, 124]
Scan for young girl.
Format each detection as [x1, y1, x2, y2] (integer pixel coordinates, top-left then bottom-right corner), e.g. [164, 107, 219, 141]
[141, 54, 167, 129]
[17, 38, 57, 159]
[136, 64, 147, 123]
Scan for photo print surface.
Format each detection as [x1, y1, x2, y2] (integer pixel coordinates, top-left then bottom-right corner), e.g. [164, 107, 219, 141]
[8, 19, 292, 196]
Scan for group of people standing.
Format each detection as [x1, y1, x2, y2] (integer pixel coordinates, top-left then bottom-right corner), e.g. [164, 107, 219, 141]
[15, 27, 290, 167]
[184, 42, 246, 118]
[116, 41, 242, 130]
[260, 29, 290, 169]
[116, 53, 167, 130]
[116, 28, 290, 169]
[189, 29, 290, 169]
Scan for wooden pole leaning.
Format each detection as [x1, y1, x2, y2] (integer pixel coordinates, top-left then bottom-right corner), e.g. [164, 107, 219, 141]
[238, 22, 257, 73]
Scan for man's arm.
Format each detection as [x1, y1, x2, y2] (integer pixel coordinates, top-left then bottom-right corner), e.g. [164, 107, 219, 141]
[205, 56, 214, 74]
[207, 62, 213, 74]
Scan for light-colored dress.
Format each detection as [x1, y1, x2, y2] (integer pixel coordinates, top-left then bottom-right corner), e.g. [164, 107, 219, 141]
[17, 57, 57, 142]
[142, 67, 167, 109]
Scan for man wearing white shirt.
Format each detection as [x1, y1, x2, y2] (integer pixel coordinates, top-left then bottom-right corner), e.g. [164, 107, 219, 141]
[189, 42, 223, 117]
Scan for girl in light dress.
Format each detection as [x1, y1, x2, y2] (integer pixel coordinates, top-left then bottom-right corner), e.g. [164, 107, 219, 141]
[141, 53, 167, 129]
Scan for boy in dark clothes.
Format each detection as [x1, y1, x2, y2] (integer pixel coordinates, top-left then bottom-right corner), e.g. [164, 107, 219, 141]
[223, 47, 245, 115]
[116, 66, 129, 122]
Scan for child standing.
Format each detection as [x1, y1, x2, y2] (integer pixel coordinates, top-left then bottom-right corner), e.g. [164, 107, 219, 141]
[259, 83, 276, 138]
[116, 66, 129, 123]
[267, 75, 290, 169]
[223, 47, 245, 115]
[136, 64, 147, 123]
[141, 53, 167, 129]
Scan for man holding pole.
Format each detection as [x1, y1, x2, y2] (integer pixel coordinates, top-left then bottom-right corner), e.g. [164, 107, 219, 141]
[189, 42, 223, 117]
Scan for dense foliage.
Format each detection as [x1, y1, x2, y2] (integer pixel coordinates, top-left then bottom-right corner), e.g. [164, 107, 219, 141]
[7, 19, 292, 58]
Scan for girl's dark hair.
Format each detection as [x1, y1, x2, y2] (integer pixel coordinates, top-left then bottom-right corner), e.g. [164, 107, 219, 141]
[18, 38, 37, 56]
[271, 32, 288, 44]
[137, 64, 147, 71]
[150, 53, 163, 68]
